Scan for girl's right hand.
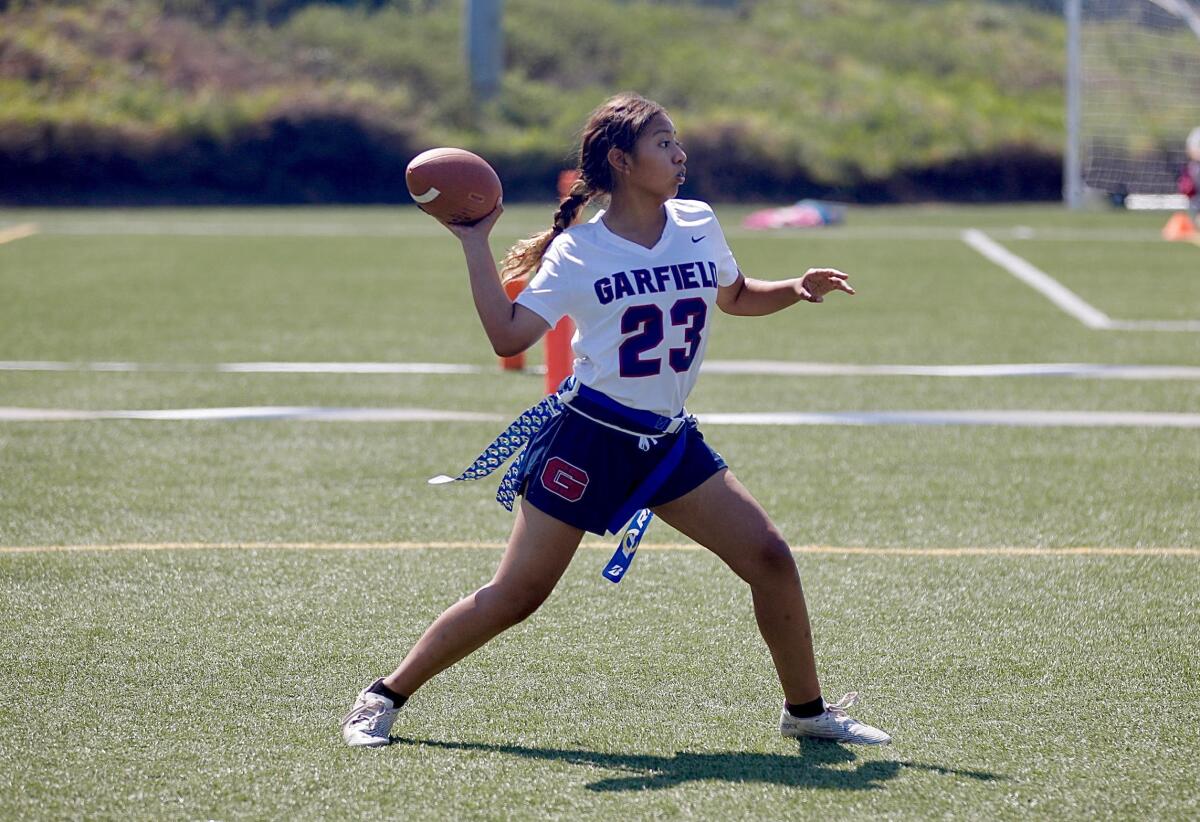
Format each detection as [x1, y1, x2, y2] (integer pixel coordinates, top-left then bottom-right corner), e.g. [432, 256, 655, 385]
[446, 200, 503, 244]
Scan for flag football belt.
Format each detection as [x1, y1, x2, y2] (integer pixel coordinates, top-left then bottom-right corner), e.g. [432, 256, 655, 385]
[429, 376, 695, 583]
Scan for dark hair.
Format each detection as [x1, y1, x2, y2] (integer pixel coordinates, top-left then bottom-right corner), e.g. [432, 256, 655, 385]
[499, 92, 666, 282]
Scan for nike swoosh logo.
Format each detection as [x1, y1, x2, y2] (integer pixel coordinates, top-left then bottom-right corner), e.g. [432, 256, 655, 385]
[411, 186, 441, 204]
[691, 235, 705, 243]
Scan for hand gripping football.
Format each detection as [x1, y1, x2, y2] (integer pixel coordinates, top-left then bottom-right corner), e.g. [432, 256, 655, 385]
[405, 147, 502, 226]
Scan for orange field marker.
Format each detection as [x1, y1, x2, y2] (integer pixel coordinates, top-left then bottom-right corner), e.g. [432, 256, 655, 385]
[543, 316, 575, 393]
[1162, 212, 1197, 243]
[541, 169, 583, 393]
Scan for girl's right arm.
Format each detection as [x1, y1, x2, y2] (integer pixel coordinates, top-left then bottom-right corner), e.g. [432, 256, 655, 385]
[447, 204, 551, 358]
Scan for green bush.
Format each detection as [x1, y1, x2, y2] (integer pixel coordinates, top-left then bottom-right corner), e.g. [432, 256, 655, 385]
[0, 0, 1073, 203]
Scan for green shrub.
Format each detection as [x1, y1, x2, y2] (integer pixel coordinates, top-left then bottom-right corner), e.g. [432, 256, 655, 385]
[1, 0, 1076, 202]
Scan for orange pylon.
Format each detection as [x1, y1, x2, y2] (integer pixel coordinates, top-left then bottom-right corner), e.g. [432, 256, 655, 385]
[1162, 212, 1197, 242]
[497, 275, 574, 388]
[541, 168, 582, 392]
[544, 316, 575, 394]
[558, 169, 581, 199]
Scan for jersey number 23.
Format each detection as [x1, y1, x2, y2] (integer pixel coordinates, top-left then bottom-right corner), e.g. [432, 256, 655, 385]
[618, 297, 708, 378]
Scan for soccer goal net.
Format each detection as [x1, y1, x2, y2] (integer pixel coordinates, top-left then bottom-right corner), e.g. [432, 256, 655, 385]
[1077, 0, 1200, 198]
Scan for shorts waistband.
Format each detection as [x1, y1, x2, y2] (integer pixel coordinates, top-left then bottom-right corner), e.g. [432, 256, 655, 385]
[557, 377, 688, 436]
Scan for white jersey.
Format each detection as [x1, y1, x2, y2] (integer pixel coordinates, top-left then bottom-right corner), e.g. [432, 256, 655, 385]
[517, 199, 741, 416]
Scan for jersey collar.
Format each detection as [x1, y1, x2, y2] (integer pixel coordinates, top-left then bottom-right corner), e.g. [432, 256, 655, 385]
[591, 207, 674, 257]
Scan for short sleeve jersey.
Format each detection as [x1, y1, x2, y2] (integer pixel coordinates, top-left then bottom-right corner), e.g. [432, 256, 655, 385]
[516, 199, 741, 417]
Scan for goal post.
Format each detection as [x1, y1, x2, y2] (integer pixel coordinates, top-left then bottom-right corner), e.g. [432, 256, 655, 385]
[1066, 0, 1200, 206]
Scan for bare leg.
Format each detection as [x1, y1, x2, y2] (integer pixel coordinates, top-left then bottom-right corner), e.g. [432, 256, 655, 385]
[383, 500, 584, 696]
[652, 468, 821, 704]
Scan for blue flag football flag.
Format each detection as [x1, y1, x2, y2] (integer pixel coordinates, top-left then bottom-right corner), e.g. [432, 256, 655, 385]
[603, 509, 653, 583]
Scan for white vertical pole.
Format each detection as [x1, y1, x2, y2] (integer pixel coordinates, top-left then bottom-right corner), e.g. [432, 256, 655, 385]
[465, 0, 504, 104]
[1065, 0, 1084, 209]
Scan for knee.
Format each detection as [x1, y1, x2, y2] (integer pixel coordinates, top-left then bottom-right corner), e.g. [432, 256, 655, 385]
[741, 533, 799, 586]
[478, 581, 551, 626]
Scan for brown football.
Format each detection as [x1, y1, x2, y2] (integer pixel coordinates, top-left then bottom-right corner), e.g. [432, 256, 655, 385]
[405, 147, 502, 226]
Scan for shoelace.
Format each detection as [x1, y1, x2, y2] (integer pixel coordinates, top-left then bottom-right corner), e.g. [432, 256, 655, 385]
[824, 692, 859, 718]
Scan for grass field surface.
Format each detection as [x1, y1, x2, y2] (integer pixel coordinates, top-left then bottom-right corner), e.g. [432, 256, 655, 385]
[1, 204, 1198, 819]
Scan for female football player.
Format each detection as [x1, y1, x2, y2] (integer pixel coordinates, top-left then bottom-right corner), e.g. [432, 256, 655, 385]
[342, 92, 890, 747]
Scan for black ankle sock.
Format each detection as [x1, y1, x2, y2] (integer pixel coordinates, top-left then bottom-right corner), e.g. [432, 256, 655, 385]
[785, 696, 825, 719]
[367, 679, 408, 708]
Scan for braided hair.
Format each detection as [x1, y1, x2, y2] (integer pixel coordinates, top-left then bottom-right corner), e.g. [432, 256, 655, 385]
[499, 92, 665, 282]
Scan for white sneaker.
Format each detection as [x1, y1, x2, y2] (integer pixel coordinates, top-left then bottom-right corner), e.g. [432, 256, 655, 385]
[340, 685, 399, 748]
[779, 692, 892, 745]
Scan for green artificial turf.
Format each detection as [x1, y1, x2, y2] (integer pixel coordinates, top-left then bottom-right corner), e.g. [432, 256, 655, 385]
[1, 204, 1198, 819]
[0, 421, 1196, 548]
[1, 547, 1197, 820]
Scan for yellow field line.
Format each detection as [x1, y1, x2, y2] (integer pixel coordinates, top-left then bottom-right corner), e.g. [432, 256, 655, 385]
[0, 223, 38, 245]
[0, 541, 1196, 557]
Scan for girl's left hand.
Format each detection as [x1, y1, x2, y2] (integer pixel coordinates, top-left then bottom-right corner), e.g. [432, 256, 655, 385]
[797, 268, 855, 303]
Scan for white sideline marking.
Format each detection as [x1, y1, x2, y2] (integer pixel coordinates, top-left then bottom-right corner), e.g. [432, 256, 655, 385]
[3, 359, 1200, 380]
[1, 541, 1196, 556]
[697, 410, 1200, 428]
[702, 361, 1200, 380]
[1105, 319, 1200, 332]
[963, 229, 1200, 332]
[36, 221, 435, 237]
[962, 229, 1113, 329]
[27, 220, 1168, 243]
[217, 362, 481, 374]
[4, 406, 1200, 427]
[0, 360, 484, 375]
[0, 407, 501, 422]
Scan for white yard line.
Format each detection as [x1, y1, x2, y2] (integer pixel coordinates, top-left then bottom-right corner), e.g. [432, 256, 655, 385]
[0, 406, 501, 422]
[1105, 319, 1200, 332]
[1, 541, 1196, 556]
[962, 229, 1200, 332]
[0, 360, 486, 374]
[3, 406, 1199, 427]
[701, 361, 1200, 380]
[33, 221, 431, 238]
[23, 220, 1167, 243]
[728, 226, 1167, 243]
[3, 359, 1200, 380]
[962, 229, 1114, 329]
[697, 410, 1200, 428]
[217, 362, 481, 374]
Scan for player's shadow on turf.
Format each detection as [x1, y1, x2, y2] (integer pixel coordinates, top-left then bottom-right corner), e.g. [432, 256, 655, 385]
[389, 737, 1003, 792]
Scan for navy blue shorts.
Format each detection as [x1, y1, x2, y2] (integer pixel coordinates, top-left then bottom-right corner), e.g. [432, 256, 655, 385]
[517, 406, 727, 536]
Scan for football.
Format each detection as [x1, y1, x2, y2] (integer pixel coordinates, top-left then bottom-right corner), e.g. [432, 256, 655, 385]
[405, 147, 502, 226]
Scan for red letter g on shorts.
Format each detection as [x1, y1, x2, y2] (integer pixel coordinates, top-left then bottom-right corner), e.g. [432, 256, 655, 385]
[540, 457, 589, 502]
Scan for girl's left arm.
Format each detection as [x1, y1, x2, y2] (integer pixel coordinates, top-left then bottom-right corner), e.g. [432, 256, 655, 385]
[716, 268, 855, 317]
